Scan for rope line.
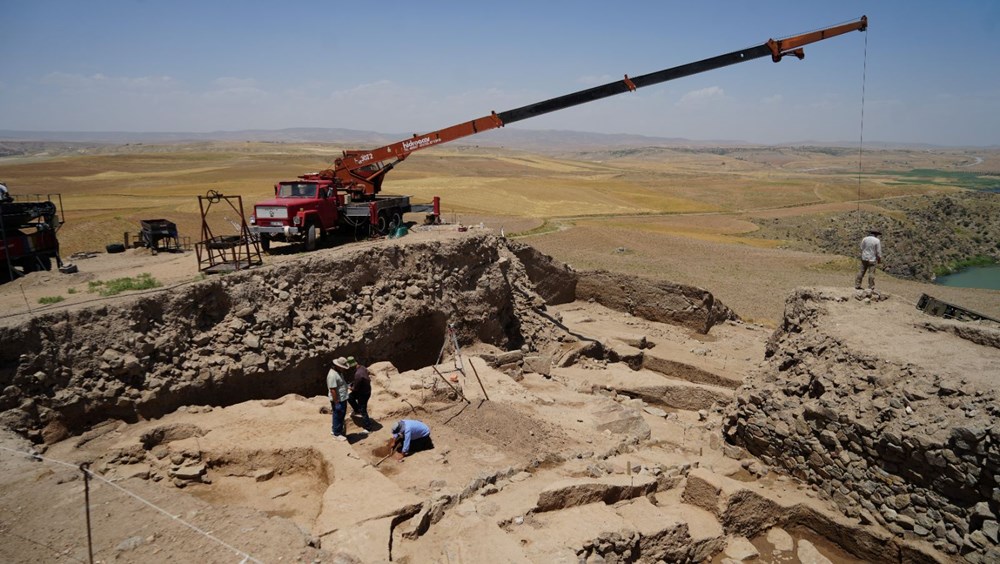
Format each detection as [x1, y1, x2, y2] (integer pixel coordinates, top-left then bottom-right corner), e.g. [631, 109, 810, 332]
[0, 275, 203, 321]
[0, 445, 263, 564]
[857, 25, 869, 234]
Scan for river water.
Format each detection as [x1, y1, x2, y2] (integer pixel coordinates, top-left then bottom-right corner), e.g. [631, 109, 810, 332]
[935, 265, 1000, 290]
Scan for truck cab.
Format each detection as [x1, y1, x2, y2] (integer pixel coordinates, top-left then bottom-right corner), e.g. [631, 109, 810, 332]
[249, 179, 340, 251]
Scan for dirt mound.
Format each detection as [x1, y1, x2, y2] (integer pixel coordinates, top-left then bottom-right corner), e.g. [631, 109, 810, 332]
[576, 269, 737, 334]
[428, 400, 573, 457]
[725, 287, 1000, 561]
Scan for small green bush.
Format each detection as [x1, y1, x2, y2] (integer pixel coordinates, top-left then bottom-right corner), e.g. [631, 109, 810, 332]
[38, 295, 65, 304]
[88, 273, 162, 296]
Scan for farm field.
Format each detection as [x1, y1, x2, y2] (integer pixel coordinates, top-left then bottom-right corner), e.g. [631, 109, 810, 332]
[2, 140, 997, 324]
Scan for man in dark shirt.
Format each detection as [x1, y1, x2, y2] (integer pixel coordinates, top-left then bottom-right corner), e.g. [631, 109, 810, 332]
[346, 357, 372, 433]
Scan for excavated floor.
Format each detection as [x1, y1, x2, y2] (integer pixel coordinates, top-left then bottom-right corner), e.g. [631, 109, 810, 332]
[0, 233, 963, 563]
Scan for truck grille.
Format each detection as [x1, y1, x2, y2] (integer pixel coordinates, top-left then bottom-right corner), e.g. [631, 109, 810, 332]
[257, 206, 289, 220]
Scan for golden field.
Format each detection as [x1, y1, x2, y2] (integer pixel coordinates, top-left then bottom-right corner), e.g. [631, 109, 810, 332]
[2, 141, 997, 324]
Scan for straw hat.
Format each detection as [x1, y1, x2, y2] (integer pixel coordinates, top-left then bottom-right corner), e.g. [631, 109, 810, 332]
[333, 357, 350, 370]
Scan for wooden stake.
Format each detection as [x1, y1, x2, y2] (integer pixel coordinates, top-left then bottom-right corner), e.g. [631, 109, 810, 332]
[467, 357, 490, 401]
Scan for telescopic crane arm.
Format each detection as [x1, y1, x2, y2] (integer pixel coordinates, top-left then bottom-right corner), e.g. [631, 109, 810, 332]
[322, 16, 867, 197]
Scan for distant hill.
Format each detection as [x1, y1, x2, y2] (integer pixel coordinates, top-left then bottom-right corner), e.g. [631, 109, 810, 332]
[0, 127, 990, 152]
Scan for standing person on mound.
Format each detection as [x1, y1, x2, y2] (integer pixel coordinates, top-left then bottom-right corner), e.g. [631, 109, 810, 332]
[855, 228, 883, 290]
[327, 357, 351, 441]
[346, 356, 372, 433]
[388, 420, 433, 460]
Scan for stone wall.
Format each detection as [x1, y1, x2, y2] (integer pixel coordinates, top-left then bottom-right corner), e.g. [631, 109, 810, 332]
[724, 289, 1000, 562]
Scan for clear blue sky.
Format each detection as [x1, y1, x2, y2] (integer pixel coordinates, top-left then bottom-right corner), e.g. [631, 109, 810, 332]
[1, 1, 998, 146]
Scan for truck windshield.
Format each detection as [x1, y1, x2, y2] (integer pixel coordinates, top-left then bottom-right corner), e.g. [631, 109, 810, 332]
[277, 183, 318, 198]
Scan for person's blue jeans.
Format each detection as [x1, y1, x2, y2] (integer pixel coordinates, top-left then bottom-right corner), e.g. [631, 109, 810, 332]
[348, 392, 371, 430]
[331, 400, 347, 436]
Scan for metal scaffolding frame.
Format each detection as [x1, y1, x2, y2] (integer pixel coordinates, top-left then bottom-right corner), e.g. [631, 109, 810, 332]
[194, 190, 262, 274]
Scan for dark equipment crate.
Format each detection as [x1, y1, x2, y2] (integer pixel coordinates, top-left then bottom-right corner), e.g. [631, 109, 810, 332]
[139, 219, 180, 251]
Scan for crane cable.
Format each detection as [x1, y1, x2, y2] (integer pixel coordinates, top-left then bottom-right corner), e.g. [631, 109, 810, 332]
[856, 25, 869, 235]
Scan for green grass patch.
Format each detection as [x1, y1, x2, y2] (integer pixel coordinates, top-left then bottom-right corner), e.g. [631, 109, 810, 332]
[67, 287, 77, 294]
[88, 273, 162, 296]
[510, 219, 562, 238]
[933, 255, 997, 277]
[38, 295, 65, 305]
[867, 169, 1000, 192]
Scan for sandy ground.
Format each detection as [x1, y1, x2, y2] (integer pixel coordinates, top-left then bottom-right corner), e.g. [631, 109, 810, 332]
[524, 222, 1000, 326]
[1, 223, 978, 562]
[6, 216, 997, 330]
[0, 222, 475, 326]
[0, 293, 884, 563]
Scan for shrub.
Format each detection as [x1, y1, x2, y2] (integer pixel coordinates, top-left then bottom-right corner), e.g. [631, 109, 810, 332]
[88, 273, 162, 296]
[38, 296, 65, 304]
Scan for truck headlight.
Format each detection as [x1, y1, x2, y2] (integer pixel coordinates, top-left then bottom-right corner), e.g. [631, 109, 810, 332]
[293, 216, 301, 226]
[249, 214, 256, 225]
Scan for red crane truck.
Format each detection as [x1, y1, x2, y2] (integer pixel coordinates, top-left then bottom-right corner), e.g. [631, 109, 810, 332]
[249, 16, 867, 252]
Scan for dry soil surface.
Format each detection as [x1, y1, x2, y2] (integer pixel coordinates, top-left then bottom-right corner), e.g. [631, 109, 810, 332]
[0, 226, 988, 563]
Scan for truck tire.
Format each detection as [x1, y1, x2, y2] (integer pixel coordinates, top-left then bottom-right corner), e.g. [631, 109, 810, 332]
[259, 234, 270, 253]
[106, 243, 126, 254]
[376, 212, 390, 235]
[391, 212, 402, 230]
[306, 224, 318, 251]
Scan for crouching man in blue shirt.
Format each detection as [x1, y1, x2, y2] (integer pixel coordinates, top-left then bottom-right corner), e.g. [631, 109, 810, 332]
[389, 420, 433, 461]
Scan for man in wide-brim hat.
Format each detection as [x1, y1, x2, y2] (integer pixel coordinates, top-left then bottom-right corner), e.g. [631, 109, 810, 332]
[855, 228, 883, 290]
[327, 357, 351, 441]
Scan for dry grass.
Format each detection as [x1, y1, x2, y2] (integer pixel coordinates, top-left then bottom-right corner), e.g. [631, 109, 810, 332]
[2, 141, 995, 323]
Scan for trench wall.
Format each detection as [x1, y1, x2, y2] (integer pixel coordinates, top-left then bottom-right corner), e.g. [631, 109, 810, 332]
[576, 270, 737, 334]
[1, 232, 736, 450]
[0, 235, 557, 442]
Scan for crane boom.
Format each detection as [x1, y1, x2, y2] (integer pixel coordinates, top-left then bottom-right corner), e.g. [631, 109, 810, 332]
[322, 16, 867, 197]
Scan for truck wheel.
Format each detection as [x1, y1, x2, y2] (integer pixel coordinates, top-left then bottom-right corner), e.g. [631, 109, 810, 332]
[106, 243, 126, 254]
[376, 212, 390, 235]
[306, 224, 318, 251]
[391, 212, 402, 230]
[259, 234, 271, 253]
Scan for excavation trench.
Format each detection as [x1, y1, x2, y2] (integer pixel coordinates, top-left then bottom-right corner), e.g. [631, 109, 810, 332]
[4, 233, 941, 562]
